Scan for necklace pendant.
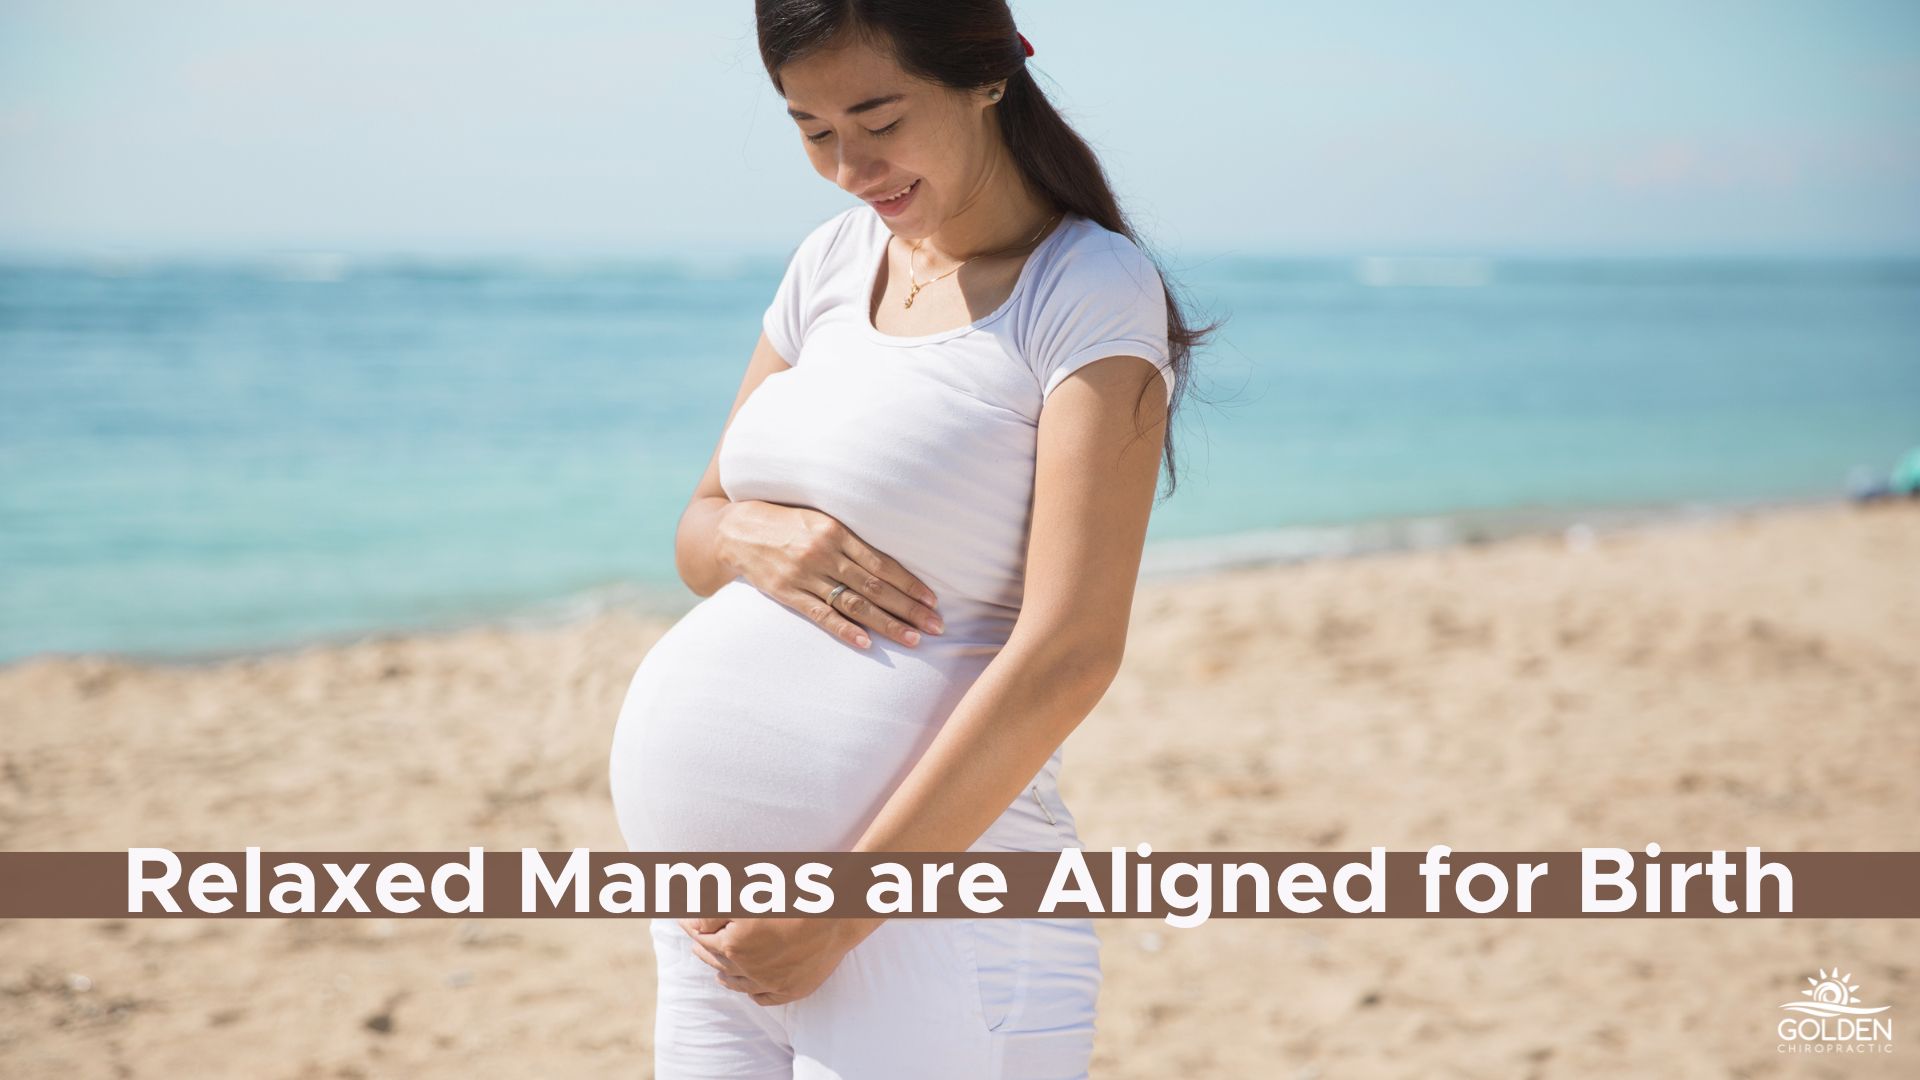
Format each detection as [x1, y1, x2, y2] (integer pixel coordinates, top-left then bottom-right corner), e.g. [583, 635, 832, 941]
[903, 282, 920, 309]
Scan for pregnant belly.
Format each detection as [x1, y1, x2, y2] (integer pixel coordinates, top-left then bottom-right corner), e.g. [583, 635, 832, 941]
[609, 579, 1005, 852]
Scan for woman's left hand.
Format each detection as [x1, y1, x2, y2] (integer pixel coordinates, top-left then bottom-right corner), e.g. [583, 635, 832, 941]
[679, 915, 886, 1005]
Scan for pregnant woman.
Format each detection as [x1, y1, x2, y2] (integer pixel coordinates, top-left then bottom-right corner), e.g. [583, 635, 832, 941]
[609, 4, 1214, 1076]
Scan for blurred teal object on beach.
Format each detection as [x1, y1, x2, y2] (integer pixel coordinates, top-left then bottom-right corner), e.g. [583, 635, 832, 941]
[1891, 447, 1920, 495]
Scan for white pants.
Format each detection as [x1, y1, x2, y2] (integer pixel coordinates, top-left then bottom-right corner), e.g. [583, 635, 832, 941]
[649, 912, 1101, 1078]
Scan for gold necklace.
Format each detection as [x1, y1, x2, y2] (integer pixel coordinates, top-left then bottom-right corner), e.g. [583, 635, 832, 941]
[900, 210, 1063, 309]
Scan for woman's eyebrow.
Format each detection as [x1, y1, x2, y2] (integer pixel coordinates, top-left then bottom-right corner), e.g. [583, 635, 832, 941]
[786, 93, 905, 122]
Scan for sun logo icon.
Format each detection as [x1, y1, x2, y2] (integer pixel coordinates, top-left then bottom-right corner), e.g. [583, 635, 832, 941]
[1780, 967, 1892, 1017]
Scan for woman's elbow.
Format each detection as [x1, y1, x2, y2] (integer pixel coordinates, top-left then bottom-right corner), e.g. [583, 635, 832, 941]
[1032, 638, 1126, 705]
[673, 556, 708, 597]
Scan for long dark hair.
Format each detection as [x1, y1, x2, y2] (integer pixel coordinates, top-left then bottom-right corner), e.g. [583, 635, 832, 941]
[755, 1, 1222, 499]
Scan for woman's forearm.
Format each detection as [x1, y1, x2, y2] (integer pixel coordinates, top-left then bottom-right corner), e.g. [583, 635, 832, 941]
[851, 632, 1120, 857]
[674, 495, 742, 597]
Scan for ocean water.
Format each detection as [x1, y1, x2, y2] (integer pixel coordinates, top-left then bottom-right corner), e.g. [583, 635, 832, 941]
[2, 250, 1916, 664]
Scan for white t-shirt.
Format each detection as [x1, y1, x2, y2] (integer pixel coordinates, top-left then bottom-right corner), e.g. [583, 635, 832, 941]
[608, 206, 1166, 853]
[723, 205, 1174, 626]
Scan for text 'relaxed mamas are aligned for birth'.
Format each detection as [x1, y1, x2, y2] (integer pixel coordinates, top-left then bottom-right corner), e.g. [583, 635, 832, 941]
[123, 844, 1797, 926]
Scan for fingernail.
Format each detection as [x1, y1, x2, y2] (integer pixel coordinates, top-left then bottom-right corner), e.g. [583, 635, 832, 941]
[928, 616, 944, 634]
[920, 590, 938, 605]
[854, 633, 871, 648]
[903, 629, 921, 646]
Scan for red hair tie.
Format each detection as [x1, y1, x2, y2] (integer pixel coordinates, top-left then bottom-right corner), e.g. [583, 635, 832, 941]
[1017, 31, 1034, 58]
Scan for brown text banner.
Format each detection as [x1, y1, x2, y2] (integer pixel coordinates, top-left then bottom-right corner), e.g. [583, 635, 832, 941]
[1, 849, 1915, 920]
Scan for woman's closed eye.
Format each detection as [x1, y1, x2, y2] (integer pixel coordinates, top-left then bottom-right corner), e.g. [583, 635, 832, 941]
[806, 119, 901, 144]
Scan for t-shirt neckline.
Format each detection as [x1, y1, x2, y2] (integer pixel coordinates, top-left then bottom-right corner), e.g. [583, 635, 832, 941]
[859, 207, 1076, 348]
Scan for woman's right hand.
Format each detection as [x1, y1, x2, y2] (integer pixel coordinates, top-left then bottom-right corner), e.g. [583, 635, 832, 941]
[715, 500, 944, 650]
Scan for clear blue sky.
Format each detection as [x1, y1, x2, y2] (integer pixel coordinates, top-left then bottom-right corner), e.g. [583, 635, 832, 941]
[2, 0, 1916, 257]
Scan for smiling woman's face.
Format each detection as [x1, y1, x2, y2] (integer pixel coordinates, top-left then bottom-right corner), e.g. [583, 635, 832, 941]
[778, 35, 999, 233]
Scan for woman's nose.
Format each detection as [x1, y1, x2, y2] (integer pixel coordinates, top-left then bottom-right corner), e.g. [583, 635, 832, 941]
[836, 154, 882, 193]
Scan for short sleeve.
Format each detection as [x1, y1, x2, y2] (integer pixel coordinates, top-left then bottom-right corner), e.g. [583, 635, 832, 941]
[761, 211, 848, 366]
[1027, 232, 1175, 408]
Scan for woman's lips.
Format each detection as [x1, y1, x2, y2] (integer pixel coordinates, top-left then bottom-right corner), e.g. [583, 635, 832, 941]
[870, 179, 919, 216]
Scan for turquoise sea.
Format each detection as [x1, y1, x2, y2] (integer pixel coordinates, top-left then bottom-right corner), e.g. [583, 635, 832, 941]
[2, 249, 1916, 664]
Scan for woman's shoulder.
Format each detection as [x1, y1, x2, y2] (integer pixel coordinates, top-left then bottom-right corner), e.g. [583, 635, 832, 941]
[1019, 212, 1173, 399]
[1054, 211, 1138, 252]
[1031, 213, 1164, 298]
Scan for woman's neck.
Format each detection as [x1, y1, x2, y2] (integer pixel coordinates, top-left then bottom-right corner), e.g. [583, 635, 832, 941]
[914, 155, 1058, 269]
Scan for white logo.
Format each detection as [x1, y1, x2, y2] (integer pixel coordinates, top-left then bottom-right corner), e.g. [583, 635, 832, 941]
[1776, 967, 1894, 1055]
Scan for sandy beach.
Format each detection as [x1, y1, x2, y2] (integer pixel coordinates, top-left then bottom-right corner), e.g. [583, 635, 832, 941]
[2, 499, 1915, 1078]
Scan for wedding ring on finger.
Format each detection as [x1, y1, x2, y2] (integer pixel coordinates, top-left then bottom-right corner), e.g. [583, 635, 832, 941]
[827, 582, 850, 608]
